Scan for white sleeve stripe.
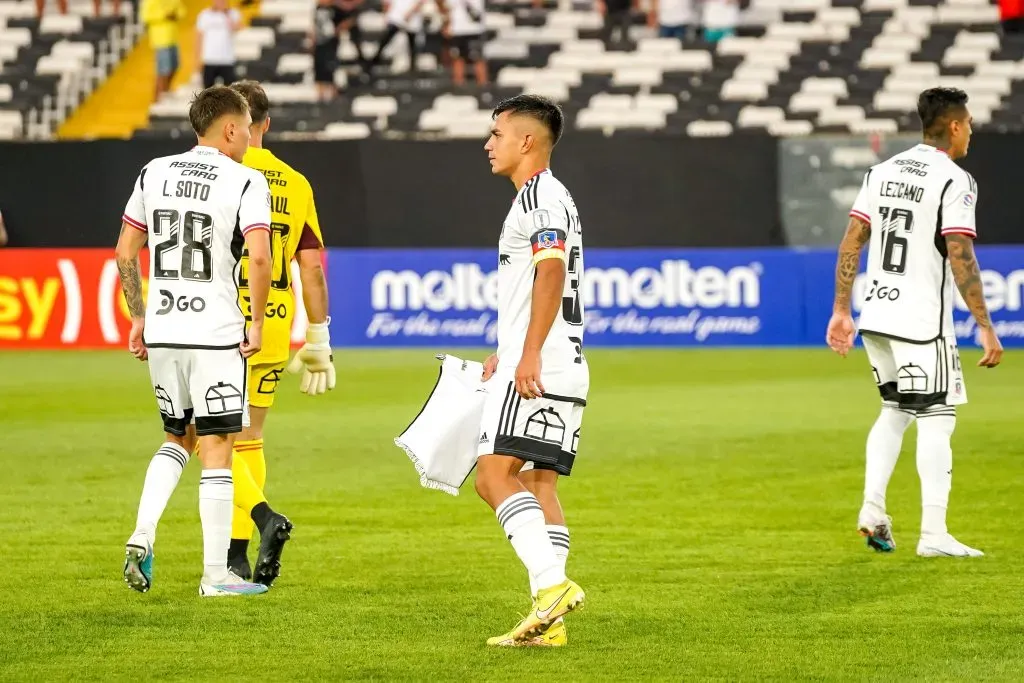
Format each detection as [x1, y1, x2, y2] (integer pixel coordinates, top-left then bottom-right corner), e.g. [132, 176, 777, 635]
[850, 209, 871, 223]
[941, 227, 976, 236]
[242, 223, 270, 235]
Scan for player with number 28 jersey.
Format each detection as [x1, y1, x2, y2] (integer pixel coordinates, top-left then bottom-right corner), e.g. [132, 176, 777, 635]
[123, 146, 271, 350]
[117, 86, 274, 599]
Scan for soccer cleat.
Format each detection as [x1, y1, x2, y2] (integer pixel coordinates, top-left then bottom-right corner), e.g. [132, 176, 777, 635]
[123, 542, 154, 593]
[858, 514, 896, 553]
[253, 513, 293, 587]
[487, 618, 567, 647]
[917, 534, 984, 558]
[199, 572, 270, 597]
[511, 579, 585, 642]
[228, 554, 252, 582]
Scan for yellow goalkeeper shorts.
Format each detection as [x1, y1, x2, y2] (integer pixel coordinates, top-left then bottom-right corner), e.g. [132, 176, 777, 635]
[248, 361, 287, 409]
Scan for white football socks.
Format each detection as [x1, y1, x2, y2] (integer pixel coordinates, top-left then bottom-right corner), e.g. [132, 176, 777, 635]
[496, 493, 565, 594]
[529, 525, 570, 596]
[917, 410, 956, 537]
[199, 469, 234, 583]
[863, 406, 915, 516]
[131, 442, 190, 546]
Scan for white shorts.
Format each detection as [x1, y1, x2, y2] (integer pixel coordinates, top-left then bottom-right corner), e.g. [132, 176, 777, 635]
[862, 333, 966, 410]
[148, 347, 250, 436]
[477, 367, 588, 476]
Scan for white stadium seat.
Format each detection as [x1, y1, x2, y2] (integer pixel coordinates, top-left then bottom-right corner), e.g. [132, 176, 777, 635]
[686, 120, 733, 137]
[40, 14, 83, 34]
[817, 106, 865, 126]
[738, 106, 786, 128]
[721, 80, 769, 102]
[352, 96, 398, 118]
[322, 122, 371, 139]
[768, 120, 814, 136]
[612, 67, 662, 87]
[800, 77, 848, 97]
[635, 93, 678, 114]
[589, 93, 633, 111]
[849, 119, 899, 134]
[789, 92, 836, 113]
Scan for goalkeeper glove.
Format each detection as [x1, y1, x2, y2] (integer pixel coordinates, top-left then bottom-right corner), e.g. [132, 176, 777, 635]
[286, 318, 336, 396]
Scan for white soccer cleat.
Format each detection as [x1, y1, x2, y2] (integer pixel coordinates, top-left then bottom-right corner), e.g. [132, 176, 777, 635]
[199, 571, 270, 597]
[917, 534, 984, 558]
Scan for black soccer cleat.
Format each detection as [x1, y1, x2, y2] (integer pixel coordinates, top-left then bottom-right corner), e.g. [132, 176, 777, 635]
[228, 554, 253, 582]
[253, 514, 293, 587]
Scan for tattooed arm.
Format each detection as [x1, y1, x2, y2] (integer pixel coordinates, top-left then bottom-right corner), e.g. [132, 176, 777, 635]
[115, 222, 149, 359]
[833, 216, 871, 313]
[826, 216, 871, 356]
[945, 234, 989, 328]
[946, 233, 1002, 367]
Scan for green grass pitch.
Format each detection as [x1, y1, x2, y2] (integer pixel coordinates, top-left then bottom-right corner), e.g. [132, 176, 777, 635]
[1, 348, 1022, 681]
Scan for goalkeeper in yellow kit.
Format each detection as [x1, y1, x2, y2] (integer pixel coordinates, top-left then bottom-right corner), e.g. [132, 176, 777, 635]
[228, 80, 336, 586]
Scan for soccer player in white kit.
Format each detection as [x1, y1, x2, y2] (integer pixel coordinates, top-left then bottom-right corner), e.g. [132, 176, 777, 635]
[478, 95, 587, 646]
[827, 88, 1003, 558]
[115, 86, 275, 596]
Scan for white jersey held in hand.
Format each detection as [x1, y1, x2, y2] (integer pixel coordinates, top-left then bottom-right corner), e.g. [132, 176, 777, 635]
[121, 145, 272, 349]
[850, 143, 978, 344]
[496, 168, 586, 376]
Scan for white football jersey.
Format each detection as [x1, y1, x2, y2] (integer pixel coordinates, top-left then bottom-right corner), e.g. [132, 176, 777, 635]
[850, 143, 978, 343]
[497, 169, 586, 375]
[122, 145, 272, 349]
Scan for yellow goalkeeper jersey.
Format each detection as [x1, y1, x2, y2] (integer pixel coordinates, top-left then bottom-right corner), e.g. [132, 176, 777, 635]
[239, 146, 324, 365]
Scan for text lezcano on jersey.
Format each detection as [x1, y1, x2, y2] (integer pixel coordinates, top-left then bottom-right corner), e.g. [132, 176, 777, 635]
[497, 169, 586, 374]
[122, 146, 272, 348]
[851, 143, 978, 343]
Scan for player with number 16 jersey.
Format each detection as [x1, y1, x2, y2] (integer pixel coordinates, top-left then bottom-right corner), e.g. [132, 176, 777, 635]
[828, 87, 1001, 561]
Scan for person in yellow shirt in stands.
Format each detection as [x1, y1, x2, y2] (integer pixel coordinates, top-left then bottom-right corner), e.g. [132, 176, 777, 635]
[142, 0, 184, 100]
[227, 79, 335, 587]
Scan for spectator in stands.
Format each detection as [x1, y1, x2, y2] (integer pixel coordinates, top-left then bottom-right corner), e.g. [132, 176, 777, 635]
[0, 209, 7, 247]
[599, 0, 635, 49]
[93, 0, 123, 17]
[338, 0, 367, 69]
[647, 0, 691, 43]
[35, 0, 69, 17]
[365, 0, 426, 76]
[196, 0, 241, 88]
[311, 0, 345, 101]
[701, 0, 737, 42]
[142, 0, 185, 100]
[441, 0, 488, 86]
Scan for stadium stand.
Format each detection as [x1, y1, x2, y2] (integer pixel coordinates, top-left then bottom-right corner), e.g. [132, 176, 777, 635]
[0, 0, 139, 139]
[6, 0, 1019, 139]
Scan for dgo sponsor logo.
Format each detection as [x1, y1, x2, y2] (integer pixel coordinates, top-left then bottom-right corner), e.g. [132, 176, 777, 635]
[852, 268, 1024, 342]
[366, 259, 764, 344]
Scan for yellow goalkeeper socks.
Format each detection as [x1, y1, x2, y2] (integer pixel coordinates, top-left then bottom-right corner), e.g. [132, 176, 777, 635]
[231, 439, 268, 543]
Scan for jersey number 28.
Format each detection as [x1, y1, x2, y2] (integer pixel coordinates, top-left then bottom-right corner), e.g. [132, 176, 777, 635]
[152, 209, 214, 282]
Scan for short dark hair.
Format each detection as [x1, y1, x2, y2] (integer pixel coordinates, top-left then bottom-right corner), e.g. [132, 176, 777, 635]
[188, 85, 249, 136]
[230, 80, 270, 124]
[492, 94, 564, 146]
[917, 88, 969, 138]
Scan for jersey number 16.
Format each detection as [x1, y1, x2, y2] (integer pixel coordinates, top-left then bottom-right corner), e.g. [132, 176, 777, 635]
[878, 206, 913, 276]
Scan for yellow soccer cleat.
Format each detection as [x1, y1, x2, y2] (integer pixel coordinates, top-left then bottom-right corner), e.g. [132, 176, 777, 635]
[512, 579, 585, 642]
[487, 618, 567, 647]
